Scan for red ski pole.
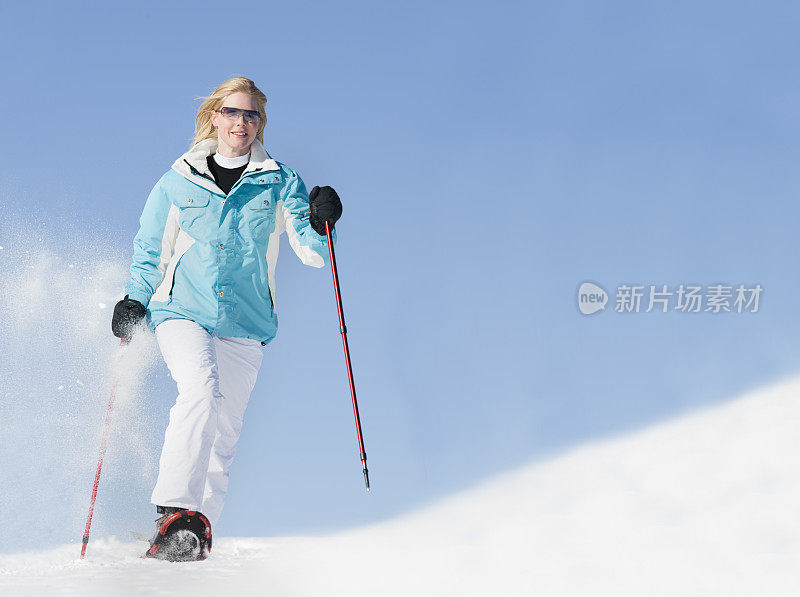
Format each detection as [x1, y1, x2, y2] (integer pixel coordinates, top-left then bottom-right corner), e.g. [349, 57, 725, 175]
[80, 338, 126, 559]
[324, 220, 369, 491]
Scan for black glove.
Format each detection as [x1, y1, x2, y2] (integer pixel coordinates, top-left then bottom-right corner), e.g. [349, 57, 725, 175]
[309, 185, 343, 236]
[112, 295, 147, 339]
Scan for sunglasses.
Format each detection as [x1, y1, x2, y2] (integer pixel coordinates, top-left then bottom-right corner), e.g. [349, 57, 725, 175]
[218, 106, 261, 124]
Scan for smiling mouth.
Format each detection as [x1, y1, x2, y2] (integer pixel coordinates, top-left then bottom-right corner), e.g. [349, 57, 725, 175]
[232, 132, 247, 137]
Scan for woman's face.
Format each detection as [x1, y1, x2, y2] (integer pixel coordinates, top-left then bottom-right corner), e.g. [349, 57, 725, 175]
[210, 91, 261, 157]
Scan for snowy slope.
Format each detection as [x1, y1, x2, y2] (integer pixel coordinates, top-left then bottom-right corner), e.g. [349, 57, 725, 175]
[2, 376, 799, 596]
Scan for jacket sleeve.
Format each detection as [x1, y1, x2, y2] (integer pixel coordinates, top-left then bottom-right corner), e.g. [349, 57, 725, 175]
[124, 176, 180, 307]
[279, 168, 335, 268]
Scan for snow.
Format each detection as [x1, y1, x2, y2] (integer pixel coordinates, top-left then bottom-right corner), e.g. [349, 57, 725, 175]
[2, 376, 799, 596]
[0, 241, 166, 554]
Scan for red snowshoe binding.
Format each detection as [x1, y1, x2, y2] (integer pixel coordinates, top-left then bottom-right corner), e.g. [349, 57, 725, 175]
[142, 507, 212, 562]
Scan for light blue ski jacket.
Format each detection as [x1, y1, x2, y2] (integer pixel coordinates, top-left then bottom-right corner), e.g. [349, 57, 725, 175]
[124, 138, 335, 344]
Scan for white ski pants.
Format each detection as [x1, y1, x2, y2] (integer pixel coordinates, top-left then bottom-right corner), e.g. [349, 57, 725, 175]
[150, 318, 263, 528]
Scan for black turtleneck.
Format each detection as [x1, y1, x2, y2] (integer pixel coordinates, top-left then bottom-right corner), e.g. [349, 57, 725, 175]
[206, 155, 248, 195]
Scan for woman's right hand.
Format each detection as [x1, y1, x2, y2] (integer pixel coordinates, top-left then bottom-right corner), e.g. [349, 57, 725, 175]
[112, 295, 147, 339]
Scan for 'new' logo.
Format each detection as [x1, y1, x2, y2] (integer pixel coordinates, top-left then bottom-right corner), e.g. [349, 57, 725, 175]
[577, 282, 608, 315]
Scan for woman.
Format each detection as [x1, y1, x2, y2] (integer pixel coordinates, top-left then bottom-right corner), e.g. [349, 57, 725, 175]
[111, 77, 342, 561]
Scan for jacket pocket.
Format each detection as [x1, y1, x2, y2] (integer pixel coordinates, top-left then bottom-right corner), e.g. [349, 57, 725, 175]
[173, 194, 211, 235]
[245, 193, 276, 238]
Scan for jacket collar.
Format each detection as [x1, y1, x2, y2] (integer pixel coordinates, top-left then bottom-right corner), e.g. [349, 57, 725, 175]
[171, 138, 280, 193]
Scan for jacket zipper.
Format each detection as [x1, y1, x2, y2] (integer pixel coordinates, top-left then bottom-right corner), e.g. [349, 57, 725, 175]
[184, 160, 224, 195]
[168, 249, 191, 298]
[229, 168, 265, 196]
[168, 266, 179, 297]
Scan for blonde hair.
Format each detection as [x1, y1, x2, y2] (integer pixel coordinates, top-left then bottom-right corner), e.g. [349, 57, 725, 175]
[191, 76, 267, 148]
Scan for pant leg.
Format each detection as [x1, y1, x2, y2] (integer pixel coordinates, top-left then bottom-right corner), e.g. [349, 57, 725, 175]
[151, 319, 221, 510]
[200, 335, 263, 527]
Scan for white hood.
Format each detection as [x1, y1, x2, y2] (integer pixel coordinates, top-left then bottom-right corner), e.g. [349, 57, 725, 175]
[171, 138, 280, 194]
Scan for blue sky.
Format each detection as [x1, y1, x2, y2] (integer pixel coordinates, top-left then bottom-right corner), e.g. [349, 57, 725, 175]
[1, 0, 800, 550]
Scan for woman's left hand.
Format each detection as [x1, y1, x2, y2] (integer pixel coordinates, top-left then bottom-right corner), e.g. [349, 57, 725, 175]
[309, 186, 343, 235]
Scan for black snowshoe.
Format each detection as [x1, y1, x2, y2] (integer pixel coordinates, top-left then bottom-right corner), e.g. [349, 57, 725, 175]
[142, 506, 212, 562]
